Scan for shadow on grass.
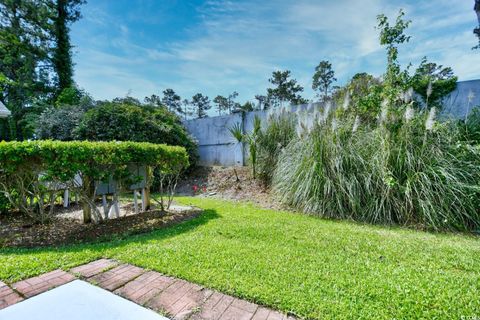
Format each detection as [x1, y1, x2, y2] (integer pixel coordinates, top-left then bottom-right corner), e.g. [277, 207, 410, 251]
[0, 208, 220, 256]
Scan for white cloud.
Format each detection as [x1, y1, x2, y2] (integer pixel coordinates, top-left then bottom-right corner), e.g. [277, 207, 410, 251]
[72, 0, 480, 105]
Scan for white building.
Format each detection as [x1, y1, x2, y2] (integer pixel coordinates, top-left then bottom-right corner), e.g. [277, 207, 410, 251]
[0, 101, 11, 118]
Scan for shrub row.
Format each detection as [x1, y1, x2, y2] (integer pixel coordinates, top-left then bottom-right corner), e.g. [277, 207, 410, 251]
[0, 140, 189, 222]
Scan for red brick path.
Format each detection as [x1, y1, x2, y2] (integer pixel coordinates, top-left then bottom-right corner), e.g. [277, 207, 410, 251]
[0, 259, 297, 320]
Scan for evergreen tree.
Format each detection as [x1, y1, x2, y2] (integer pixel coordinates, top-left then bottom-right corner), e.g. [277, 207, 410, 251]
[266, 70, 307, 107]
[161, 89, 183, 114]
[0, 0, 54, 140]
[213, 95, 228, 115]
[52, 0, 86, 93]
[191, 93, 211, 118]
[312, 60, 336, 100]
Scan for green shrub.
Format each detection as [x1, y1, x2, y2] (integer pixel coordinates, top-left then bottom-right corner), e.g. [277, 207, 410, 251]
[459, 106, 480, 144]
[0, 140, 189, 223]
[273, 108, 480, 231]
[75, 102, 198, 167]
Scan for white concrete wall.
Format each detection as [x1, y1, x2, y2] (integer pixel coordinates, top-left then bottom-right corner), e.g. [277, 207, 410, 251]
[185, 80, 480, 167]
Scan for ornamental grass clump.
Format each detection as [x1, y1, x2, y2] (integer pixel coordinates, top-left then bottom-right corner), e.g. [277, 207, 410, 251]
[273, 106, 480, 231]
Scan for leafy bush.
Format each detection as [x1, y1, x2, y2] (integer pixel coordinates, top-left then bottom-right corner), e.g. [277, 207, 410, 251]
[0, 140, 189, 223]
[36, 105, 86, 140]
[272, 107, 480, 231]
[75, 102, 198, 166]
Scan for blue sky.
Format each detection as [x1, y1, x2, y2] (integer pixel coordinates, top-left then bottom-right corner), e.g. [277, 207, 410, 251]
[72, 0, 480, 105]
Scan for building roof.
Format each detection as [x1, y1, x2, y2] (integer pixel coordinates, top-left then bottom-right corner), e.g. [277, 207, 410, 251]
[0, 101, 11, 118]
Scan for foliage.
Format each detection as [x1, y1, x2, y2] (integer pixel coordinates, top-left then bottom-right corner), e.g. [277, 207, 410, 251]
[0, 1, 53, 140]
[229, 116, 262, 178]
[267, 70, 307, 107]
[377, 9, 411, 106]
[312, 60, 337, 100]
[36, 105, 86, 141]
[191, 93, 211, 118]
[0, 140, 189, 223]
[161, 89, 184, 115]
[410, 57, 457, 108]
[75, 101, 198, 166]
[1, 197, 480, 319]
[52, 0, 86, 93]
[267, 10, 480, 231]
[459, 106, 480, 143]
[0, 0, 84, 140]
[213, 92, 239, 115]
[237, 101, 255, 112]
[333, 73, 383, 124]
[256, 110, 297, 184]
[273, 108, 480, 231]
[213, 95, 228, 115]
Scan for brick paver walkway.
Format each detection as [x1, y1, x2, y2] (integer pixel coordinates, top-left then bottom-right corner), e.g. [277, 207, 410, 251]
[0, 259, 297, 320]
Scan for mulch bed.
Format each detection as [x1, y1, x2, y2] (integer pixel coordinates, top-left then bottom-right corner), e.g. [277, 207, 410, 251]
[0, 205, 203, 249]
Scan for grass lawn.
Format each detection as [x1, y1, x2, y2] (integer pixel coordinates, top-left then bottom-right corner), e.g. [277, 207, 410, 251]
[1, 197, 479, 319]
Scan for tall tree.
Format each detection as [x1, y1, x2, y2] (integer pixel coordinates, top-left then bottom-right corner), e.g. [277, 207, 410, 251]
[213, 95, 228, 115]
[226, 91, 239, 113]
[238, 101, 254, 112]
[266, 70, 307, 107]
[161, 89, 183, 114]
[0, 0, 53, 140]
[51, 0, 86, 93]
[191, 93, 211, 118]
[182, 99, 191, 120]
[312, 60, 336, 100]
[144, 94, 162, 107]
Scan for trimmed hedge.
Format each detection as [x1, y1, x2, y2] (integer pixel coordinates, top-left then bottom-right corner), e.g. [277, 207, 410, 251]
[0, 140, 189, 222]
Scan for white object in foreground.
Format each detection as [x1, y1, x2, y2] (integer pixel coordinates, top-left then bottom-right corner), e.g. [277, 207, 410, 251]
[0, 280, 169, 320]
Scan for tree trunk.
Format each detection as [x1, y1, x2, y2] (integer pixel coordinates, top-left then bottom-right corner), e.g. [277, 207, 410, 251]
[81, 176, 94, 223]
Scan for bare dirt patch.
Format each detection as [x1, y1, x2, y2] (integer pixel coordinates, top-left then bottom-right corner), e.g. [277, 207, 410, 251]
[177, 166, 283, 210]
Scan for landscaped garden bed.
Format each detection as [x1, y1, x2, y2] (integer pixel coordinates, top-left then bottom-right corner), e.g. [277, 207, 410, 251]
[0, 202, 202, 248]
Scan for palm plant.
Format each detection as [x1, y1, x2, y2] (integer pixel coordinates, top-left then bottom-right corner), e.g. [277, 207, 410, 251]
[229, 115, 262, 178]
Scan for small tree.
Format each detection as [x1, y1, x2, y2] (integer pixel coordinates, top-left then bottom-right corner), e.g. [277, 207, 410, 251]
[229, 116, 262, 178]
[377, 9, 411, 106]
[162, 89, 183, 115]
[267, 70, 307, 107]
[213, 95, 228, 115]
[312, 60, 337, 100]
[411, 57, 457, 108]
[144, 94, 162, 107]
[227, 91, 239, 113]
[191, 93, 211, 118]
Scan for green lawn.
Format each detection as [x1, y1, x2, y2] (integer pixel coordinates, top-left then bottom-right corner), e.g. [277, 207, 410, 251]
[1, 197, 479, 319]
